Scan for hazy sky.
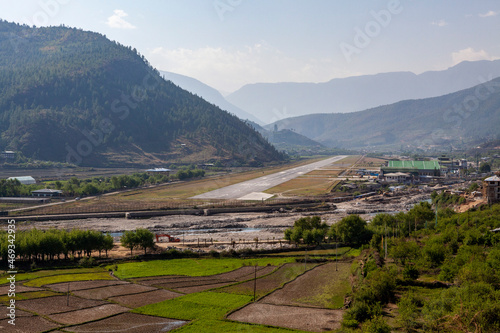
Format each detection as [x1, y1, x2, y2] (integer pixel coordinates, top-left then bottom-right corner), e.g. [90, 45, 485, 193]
[1, 0, 500, 92]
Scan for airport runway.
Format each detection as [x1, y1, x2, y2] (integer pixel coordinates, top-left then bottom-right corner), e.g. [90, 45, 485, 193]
[191, 155, 348, 200]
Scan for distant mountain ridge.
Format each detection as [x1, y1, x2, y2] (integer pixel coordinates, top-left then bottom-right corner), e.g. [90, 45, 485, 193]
[268, 77, 500, 150]
[160, 71, 264, 124]
[227, 60, 500, 123]
[0, 20, 283, 166]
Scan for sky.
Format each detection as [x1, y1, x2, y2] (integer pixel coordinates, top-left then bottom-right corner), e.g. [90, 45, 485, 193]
[1, 0, 499, 93]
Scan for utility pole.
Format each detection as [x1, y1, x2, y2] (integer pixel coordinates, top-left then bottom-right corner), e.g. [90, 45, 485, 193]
[335, 237, 338, 271]
[67, 281, 70, 307]
[253, 264, 257, 302]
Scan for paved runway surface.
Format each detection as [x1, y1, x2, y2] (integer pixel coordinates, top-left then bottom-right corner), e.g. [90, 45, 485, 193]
[191, 155, 347, 200]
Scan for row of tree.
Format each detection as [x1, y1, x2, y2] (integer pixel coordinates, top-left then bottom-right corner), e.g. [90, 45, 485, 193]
[0, 229, 114, 262]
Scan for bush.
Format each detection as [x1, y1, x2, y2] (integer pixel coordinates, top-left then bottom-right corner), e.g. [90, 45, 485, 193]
[402, 264, 419, 281]
[78, 256, 96, 267]
[398, 290, 422, 332]
[362, 316, 391, 333]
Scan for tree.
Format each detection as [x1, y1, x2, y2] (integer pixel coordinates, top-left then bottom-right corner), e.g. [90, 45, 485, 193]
[283, 216, 328, 246]
[479, 163, 491, 173]
[333, 215, 373, 245]
[121, 230, 138, 256]
[135, 228, 155, 255]
[102, 234, 114, 257]
[407, 201, 435, 231]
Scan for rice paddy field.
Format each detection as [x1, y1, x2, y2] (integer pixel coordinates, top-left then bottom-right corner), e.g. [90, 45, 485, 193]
[0, 256, 354, 332]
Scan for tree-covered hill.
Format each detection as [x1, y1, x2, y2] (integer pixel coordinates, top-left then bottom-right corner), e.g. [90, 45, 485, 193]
[0, 20, 283, 166]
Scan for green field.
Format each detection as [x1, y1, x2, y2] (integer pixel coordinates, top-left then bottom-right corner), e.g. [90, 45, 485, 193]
[23, 271, 114, 287]
[0, 267, 104, 285]
[174, 319, 307, 333]
[110, 258, 296, 279]
[134, 291, 252, 320]
[0, 290, 59, 303]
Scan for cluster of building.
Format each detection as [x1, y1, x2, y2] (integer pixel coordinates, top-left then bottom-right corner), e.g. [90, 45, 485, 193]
[379, 160, 442, 184]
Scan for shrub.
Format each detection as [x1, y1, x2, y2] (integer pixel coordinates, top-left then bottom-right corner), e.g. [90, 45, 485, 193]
[362, 316, 391, 333]
[402, 264, 419, 281]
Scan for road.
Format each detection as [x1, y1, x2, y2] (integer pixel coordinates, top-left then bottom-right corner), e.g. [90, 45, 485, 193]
[191, 155, 348, 200]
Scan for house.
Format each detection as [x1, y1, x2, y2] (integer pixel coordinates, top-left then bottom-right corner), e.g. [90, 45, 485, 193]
[384, 172, 411, 183]
[1, 151, 15, 159]
[31, 189, 63, 197]
[7, 176, 36, 185]
[484, 175, 500, 204]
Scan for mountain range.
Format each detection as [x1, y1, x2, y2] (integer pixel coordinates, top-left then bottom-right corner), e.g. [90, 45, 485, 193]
[160, 71, 263, 124]
[0, 20, 283, 167]
[226, 60, 500, 124]
[267, 77, 500, 150]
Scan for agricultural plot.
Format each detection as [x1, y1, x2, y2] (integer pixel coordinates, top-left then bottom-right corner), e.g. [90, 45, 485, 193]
[111, 258, 294, 279]
[227, 303, 343, 332]
[23, 271, 114, 287]
[47, 279, 128, 292]
[260, 262, 351, 309]
[134, 291, 252, 321]
[47, 304, 129, 325]
[137, 265, 277, 294]
[219, 262, 318, 299]
[67, 313, 187, 333]
[0, 315, 61, 333]
[0, 257, 354, 332]
[16, 295, 106, 315]
[72, 283, 156, 300]
[109, 289, 183, 308]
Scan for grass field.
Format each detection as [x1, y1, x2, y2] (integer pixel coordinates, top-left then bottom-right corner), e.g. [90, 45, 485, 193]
[23, 271, 114, 287]
[109, 258, 296, 280]
[134, 291, 252, 320]
[0, 267, 104, 285]
[173, 319, 307, 333]
[264, 177, 338, 196]
[0, 290, 59, 303]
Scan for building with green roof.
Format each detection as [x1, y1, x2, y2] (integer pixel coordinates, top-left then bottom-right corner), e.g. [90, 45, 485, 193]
[381, 160, 441, 177]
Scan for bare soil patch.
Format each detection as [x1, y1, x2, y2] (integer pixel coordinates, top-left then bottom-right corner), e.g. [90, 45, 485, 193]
[0, 285, 42, 295]
[47, 280, 128, 292]
[227, 303, 342, 332]
[174, 281, 235, 294]
[0, 316, 61, 333]
[260, 262, 351, 309]
[16, 295, 106, 315]
[68, 312, 187, 333]
[109, 289, 183, 308]
[47, 304, 129, 325]
[72, 284, 156, 300]
[221, 263, 315, 298]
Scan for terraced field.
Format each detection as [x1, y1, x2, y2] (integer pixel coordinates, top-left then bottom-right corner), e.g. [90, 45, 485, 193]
[0, 258, 352, 332]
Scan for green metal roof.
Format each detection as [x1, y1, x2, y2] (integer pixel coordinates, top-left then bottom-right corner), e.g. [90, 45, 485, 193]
[387, 160, 440, 170]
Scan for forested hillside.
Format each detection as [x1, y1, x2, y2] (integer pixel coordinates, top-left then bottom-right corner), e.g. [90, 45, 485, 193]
[0, 20, 283, 166]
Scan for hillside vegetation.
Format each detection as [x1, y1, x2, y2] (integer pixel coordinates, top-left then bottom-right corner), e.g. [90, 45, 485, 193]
[0, 20, 283, 166]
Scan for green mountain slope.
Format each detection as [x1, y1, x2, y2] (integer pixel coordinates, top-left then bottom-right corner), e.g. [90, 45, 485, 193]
[269, 78, 500, 150]
[0, 21, 283, 166]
